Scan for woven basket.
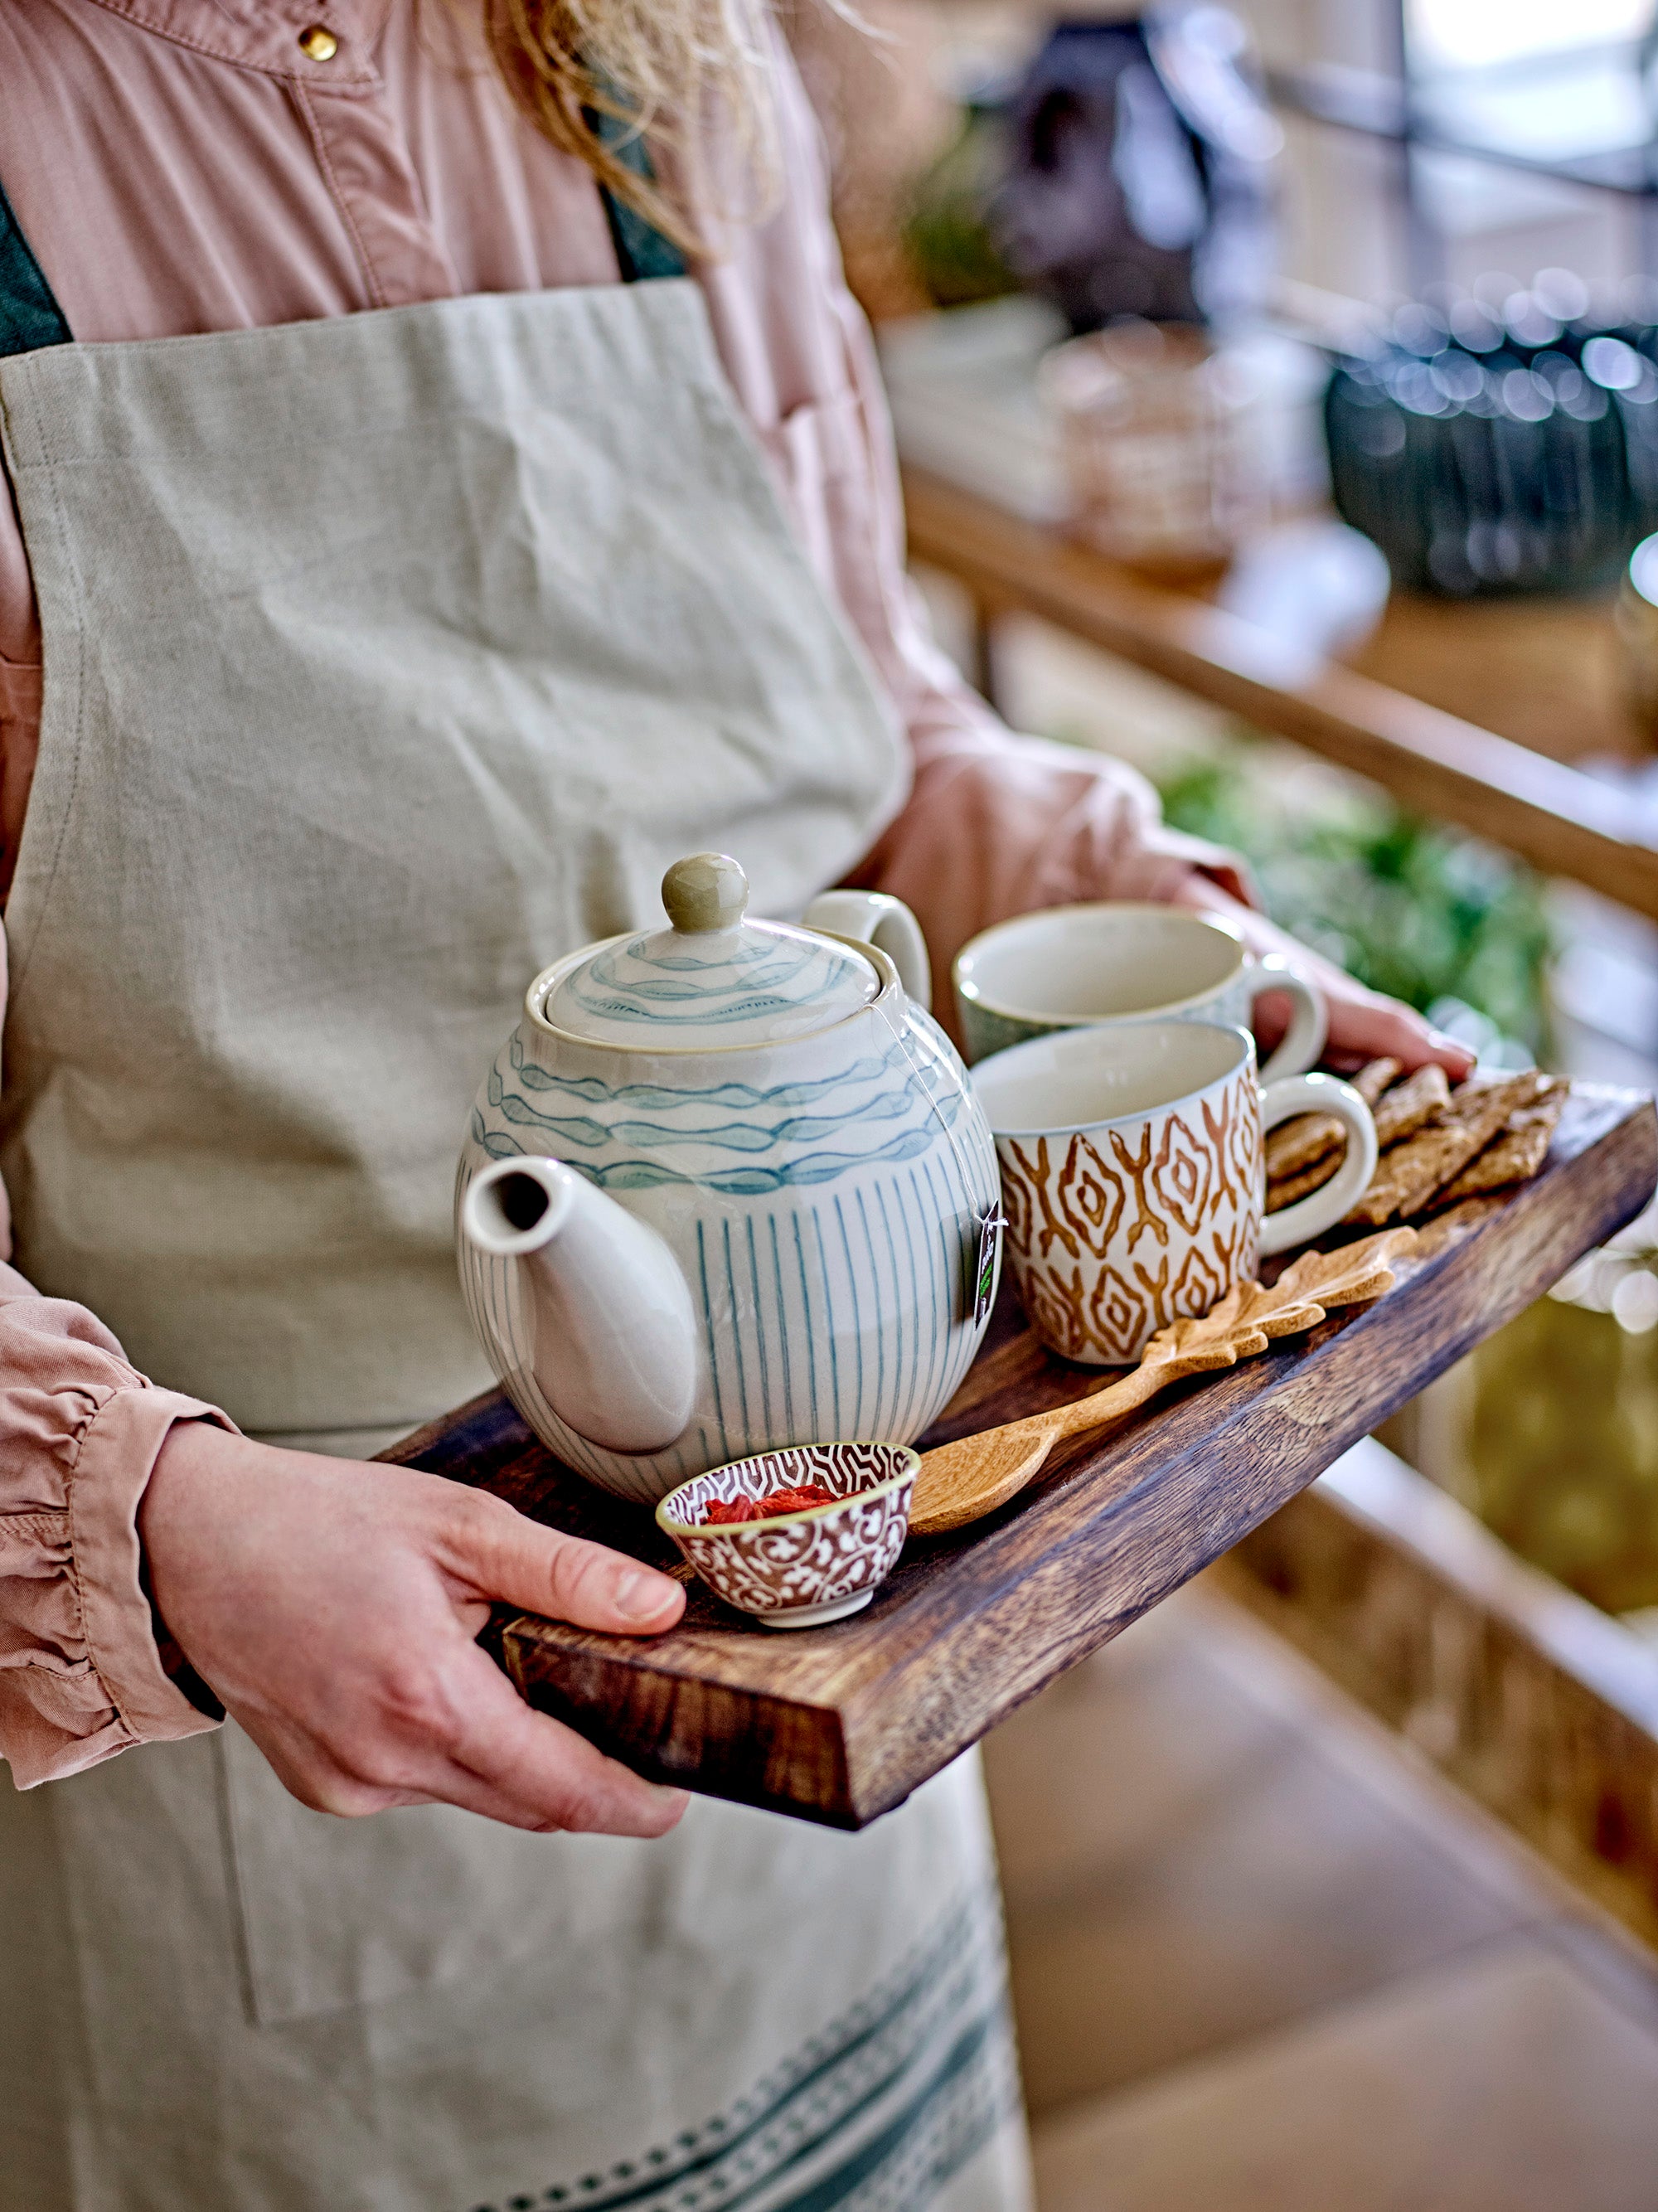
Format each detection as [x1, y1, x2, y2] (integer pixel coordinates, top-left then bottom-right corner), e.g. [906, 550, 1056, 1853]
[1040, 323, 1269, 572]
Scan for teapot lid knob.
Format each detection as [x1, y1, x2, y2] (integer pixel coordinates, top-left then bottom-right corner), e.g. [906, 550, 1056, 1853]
[662, 851, 749, 935]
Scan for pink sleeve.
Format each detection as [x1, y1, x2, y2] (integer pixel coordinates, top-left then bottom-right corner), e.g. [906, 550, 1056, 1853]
[691, 43, 1255, 1017]
[0, 1270, 233, 1788]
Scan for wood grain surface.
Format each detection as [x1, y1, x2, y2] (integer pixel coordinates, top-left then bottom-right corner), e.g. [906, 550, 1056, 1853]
[901, 466, 1658, 919]
[384, 1087, 1657, 1829]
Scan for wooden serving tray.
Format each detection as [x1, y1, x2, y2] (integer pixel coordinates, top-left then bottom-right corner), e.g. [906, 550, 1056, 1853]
[385, 1084, 1657, 1829]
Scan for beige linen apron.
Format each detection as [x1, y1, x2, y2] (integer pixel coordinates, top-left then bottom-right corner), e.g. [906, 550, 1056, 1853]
[0, 240, 1030, 2210]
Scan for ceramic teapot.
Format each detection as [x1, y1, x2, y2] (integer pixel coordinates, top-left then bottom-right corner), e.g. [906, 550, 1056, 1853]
[457, 853, 1002, 1504]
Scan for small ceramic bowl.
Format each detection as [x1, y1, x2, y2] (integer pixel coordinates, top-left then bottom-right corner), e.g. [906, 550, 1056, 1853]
[655, 1442, 918, 1629]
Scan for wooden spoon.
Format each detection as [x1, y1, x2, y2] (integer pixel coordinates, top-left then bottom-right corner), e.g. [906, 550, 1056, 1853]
[909, 1229, 1418, 1536]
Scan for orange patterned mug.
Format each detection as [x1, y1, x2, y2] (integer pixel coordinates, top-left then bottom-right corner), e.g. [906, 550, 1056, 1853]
[972, 1021, 1376, 1366]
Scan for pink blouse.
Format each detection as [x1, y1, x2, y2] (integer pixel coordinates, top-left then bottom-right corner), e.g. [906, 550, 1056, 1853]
[0, 0, 1246, 1788]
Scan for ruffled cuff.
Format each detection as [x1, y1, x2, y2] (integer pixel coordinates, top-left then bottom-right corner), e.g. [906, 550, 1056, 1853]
[2, 1385, 233, 1788]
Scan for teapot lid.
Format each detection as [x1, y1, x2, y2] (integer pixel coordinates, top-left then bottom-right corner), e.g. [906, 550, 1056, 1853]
[542, 854, 881, 1049]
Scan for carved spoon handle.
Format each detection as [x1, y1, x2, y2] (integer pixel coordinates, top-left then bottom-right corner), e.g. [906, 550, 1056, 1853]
[906, 1230, 1418, 1540]
[1038, 1224, 1421, 1451]
[906, 1327, 1276, 1539]
[1036, 1357, 1195, 1445]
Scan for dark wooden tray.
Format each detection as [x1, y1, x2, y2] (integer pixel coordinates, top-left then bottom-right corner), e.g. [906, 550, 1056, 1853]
[385, 1085, 1657, 1829]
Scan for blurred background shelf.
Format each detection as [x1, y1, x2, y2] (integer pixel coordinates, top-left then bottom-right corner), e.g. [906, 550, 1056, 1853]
[902, 462, 1658, 914]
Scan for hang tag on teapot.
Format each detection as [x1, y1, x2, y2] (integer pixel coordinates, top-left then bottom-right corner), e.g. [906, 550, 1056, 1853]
[972, 1205, 1005, 1328]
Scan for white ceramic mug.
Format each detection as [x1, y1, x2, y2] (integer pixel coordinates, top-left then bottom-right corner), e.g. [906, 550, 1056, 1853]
[972, 1020, 1376, 1365]
[953, 902, 1324, 1078]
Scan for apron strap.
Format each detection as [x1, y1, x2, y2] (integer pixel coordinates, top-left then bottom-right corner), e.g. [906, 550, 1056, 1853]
[589, 114, 690, 284]
[0, 129, 683, 363]
[0, 174, 73, 358]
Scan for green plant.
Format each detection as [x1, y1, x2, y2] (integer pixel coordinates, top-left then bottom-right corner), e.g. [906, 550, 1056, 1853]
[1154, 741, 1554, 1052]
[902, 107, 1020, 312]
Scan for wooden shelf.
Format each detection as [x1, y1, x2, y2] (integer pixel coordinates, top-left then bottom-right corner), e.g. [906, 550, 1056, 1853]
[1217, 1437, 1658, 1955]
[385, 1086, 1656, 1831]
[901, 466, 1658, 919]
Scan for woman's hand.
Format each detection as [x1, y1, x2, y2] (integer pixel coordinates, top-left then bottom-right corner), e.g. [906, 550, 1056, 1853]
[1175, 880, 1477, 1081]
[139, 1422, 689, 1836]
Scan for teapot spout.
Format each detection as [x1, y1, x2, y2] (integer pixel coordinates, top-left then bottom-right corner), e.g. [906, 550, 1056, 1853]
[460, 1157, 697, 1455]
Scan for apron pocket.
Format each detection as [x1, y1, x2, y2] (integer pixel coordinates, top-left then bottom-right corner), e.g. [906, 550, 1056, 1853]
[217, 1723, 606, 2025]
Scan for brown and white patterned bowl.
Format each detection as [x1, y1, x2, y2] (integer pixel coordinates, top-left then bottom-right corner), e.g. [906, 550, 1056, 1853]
[655, 1442, 917, 1629]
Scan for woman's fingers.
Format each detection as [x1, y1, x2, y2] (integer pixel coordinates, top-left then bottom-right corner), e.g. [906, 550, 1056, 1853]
[141, 1432, 693, 1837]
[1178, 880, 1478, 1080]
[420, 1501, 691, 1828]
[436, 1641, 688, 1835]
[1324, 987, 1476, 1079]
[439, 1491, 686, 1636]
[237, 1657, 686, 1835]
[234, 1624, 688, 1833]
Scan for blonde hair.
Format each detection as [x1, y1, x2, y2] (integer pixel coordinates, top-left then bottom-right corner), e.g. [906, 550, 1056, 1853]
[479, 0, 781, 253]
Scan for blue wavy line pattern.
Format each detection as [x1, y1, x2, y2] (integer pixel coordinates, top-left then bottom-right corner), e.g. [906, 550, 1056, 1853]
[493, 1089, 923, 1151]
[557, 930, 855, 1030]
[480, 1028, 972, 1191]
[512, 1052, 896, 1108]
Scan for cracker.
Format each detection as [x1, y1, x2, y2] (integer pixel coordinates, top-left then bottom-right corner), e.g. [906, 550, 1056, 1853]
[1434, 1085, 1566, 1205]
[1345, 1070, 1549, 1227]
[1433, 1118, 1551, 1202]
[1373, 1062, 1451, 1149]
[1264, 1060, 1442, 1198]
[1267, 1151, 1342, 1210]
[1352, 1057, 1403, 1108]
[1265, 1112, 1345, 1181]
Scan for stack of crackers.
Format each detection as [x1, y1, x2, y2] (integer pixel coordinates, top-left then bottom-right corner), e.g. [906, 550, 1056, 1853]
[1266, 1058, 1569, 1228]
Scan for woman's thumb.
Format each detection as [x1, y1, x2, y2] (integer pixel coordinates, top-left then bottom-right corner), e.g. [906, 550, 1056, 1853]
[447, 1494, 686, 1634]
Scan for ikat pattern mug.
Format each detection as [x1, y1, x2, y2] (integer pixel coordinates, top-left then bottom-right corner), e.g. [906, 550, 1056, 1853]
[972, 1021, 1377, 1366]
[952, 902, 1326, 1079]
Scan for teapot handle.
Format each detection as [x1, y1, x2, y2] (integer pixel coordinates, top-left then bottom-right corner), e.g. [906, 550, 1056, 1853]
[802, 890, 932, 1012]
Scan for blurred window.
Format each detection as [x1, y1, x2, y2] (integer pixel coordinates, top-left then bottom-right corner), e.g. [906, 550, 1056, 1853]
[1407, 0, 1651, 72]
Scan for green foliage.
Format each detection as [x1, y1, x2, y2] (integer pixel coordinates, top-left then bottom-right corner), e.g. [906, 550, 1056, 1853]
[1155, 743, 1554, 1051]
[902, 109, 1020, 312]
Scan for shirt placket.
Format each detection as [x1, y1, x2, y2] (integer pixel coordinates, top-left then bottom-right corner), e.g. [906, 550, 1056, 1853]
[80, 0, 464, 313]
[284, 10, 459, 311]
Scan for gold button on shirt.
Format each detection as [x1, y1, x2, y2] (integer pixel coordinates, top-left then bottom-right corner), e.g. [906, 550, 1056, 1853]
[298, 23, 338, 59]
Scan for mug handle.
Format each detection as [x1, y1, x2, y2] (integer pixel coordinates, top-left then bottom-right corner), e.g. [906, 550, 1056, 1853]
[802, 890, 933, 1012]
[1253, 953, 1327, 1084]
[1257, 1072, 1378, 1257]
